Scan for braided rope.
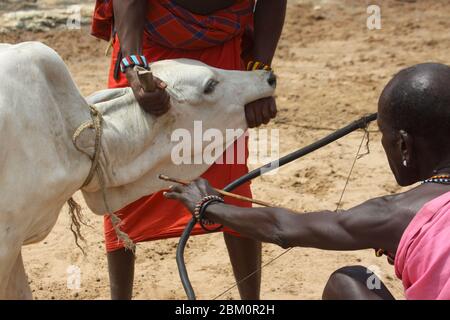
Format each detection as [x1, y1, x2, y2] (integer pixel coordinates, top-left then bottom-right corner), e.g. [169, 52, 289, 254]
[71, 105, 136, 253]
[72, 105, 102, 188]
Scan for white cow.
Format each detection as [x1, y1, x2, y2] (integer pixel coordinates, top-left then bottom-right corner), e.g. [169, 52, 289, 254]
[0, 42, 275, 299]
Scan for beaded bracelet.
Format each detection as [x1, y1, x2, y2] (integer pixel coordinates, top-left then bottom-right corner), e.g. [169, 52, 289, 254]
[193, 195, 223, 221]
[120, 54, 149, 73]
[193, 195, 224, 232]
[198, 198, 224, 232]
[246, 60, 272, 71]
[422, 174, 450, 185]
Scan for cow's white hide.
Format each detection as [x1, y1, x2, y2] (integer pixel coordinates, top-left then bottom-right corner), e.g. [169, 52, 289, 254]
[0, 42, 92, 299]
[81, 58, 275, 214]
[0, 41, 275, 299]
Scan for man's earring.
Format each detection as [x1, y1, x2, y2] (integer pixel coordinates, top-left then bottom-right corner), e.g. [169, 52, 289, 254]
[403, 159, 408, 167]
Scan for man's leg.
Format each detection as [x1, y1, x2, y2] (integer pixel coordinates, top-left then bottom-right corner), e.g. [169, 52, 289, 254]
[107, 248, 135, 300]
[224, 234, 262, 300]
[322, 265, 395, 300]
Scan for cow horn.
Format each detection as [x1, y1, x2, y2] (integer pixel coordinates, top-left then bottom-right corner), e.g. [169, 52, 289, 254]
[135, 65, 156, 92]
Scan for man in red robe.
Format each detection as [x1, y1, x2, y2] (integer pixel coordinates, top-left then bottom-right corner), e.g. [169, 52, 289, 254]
[91, 0, 286, 299]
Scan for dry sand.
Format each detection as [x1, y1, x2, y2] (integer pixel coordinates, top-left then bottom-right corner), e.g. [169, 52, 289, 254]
[1, 0, 449, 299]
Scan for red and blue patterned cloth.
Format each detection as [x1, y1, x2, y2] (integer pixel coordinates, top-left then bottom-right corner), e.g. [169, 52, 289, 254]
[92, 0, 254, 50]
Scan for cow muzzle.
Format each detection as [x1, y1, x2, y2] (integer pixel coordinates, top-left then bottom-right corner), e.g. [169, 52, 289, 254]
[267, 71, 277, 88]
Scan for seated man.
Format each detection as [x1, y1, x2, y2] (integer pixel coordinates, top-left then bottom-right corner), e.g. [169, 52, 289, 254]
[165, 62, 450, 300]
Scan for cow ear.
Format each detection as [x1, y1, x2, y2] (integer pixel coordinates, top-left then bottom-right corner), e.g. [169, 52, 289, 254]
[204, 79, 219, 94]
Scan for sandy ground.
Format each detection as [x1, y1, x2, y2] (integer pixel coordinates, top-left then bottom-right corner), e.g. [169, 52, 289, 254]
[1, 0, 450, 300]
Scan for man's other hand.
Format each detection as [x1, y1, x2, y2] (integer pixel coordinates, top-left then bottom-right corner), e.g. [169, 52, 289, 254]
[245, 96, 277, 128]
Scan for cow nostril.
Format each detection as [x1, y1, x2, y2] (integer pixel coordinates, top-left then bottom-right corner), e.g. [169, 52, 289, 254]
[267, 72, 277, 88]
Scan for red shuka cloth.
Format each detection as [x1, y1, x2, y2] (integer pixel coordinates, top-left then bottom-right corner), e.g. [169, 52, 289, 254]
[92, 0, 254, 252]
[92, 0, 253, 49]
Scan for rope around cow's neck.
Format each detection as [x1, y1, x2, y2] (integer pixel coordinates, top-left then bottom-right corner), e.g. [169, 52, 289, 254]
[72, 105, 103, 188]
[71, 105, 136, 253]
[176, 113, 378, 300]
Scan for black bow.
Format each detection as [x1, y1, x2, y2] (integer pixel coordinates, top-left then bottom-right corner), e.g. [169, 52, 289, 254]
[176, 112, 378, 300]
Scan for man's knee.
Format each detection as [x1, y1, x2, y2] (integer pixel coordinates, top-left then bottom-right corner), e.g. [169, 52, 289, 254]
[322, 265, 368, 299]
[330, 265, 370, 280]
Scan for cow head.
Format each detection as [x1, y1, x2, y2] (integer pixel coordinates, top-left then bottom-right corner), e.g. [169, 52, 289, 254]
[150, 58, 276, 126]
[82, 59, 276, 214]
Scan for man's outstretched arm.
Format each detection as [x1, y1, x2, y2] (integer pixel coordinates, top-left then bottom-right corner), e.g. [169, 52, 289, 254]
[164, 178, 400, 252]
[205, 199, 394, 251]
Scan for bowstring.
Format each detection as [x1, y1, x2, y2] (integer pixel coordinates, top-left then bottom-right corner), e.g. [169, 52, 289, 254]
[212, 248, 294, 300]
[212, 124, 372, 300]
[335, 127, 370, 211]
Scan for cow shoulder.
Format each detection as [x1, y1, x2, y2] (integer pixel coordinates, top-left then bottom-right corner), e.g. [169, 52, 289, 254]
[0, 41, 62, 71]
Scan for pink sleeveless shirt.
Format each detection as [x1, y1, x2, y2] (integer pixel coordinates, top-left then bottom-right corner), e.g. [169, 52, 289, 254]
[395, 191, 450, 299]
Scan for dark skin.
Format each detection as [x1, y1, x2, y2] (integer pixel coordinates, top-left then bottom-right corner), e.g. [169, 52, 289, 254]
[113, 0, 284, 125]
[244, 0, 286, 128]
[173, 0, 236, 15]
[165, 63, 450, 299]
[113, 0, 170, 116]
[109, 0, 286, 300]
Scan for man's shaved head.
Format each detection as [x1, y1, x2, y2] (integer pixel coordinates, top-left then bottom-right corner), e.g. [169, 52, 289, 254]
[379, 63, 450, 144]
[378, 63, 450, 185]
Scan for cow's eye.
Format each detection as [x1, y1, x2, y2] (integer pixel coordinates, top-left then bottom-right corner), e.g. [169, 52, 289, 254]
[204, 79, 219, 94]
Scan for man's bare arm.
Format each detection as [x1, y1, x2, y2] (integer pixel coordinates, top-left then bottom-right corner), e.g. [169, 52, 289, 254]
[204, 197, 400, 252]
[112, 0, 170, 115]
[253, 0, 287, 65]
[113, 0, 147, 57]
[164, 178, 403, 252]
[244, 0, 286, 128]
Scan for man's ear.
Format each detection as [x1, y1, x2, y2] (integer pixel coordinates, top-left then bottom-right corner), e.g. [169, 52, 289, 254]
[399, 129, 414, 167]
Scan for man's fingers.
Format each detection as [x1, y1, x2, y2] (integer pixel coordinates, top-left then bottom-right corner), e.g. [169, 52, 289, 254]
[253, 104, 263, 127]
[164, 183, 186, 200]
[245, 104, 256, 128]
[166, 184, 184, 194]
[148, 107, 169, 116]
[140, 89, 166, 103]
[129, 73, 171, 116]
[171, 184, 185, 193]
[196, 178, 208, 186]
[139, 90, 171, 115]
[270, 99, 277, 118]
[144, 106, 167, 116]
[153, 77, 167, 89]
[161, 92, 171, 109]
[163, 191, 182, 200]
[196, 178, 211, 194]
[261, 102, 272, 124]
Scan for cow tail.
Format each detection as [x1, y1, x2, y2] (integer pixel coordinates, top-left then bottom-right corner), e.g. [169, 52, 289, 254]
[67, 197, 89, 255]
